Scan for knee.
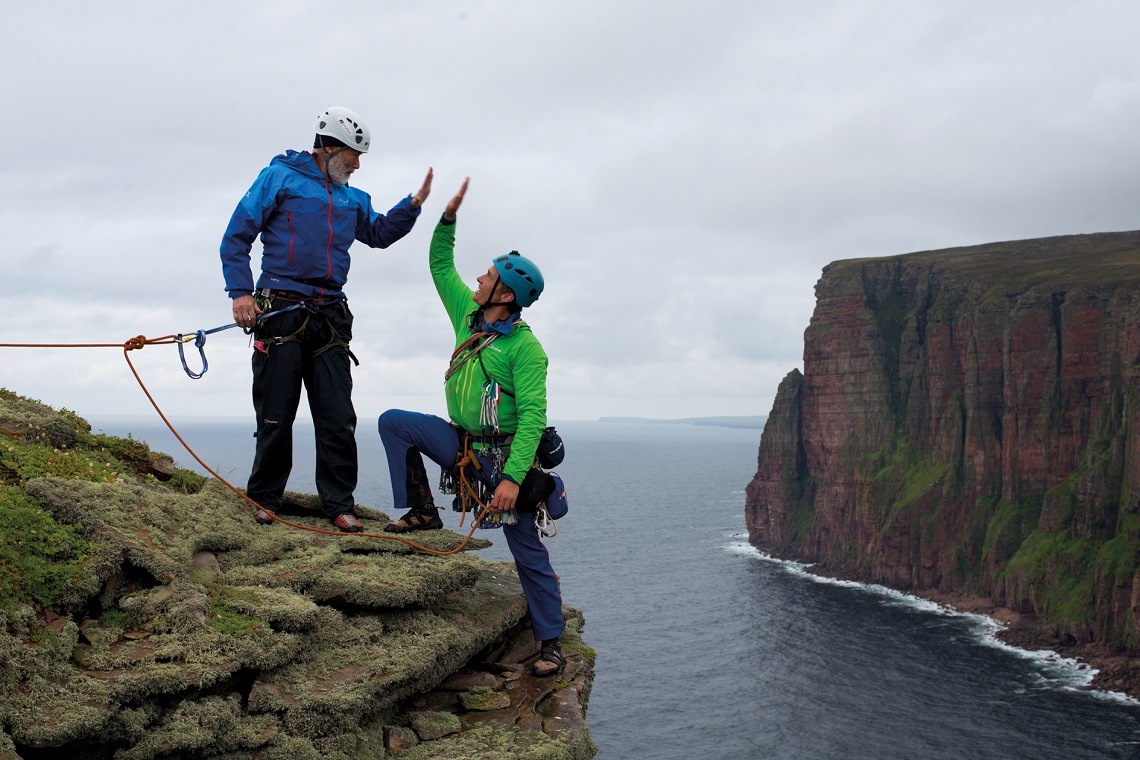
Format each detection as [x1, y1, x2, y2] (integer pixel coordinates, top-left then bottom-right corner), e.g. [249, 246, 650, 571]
[377, 409, 408, 436]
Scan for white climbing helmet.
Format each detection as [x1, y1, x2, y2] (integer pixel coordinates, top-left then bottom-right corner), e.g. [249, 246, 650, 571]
[313, 106, 370, 153]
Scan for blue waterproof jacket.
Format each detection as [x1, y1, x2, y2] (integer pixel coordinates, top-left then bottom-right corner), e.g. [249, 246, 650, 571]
[220, 149, 420, 300]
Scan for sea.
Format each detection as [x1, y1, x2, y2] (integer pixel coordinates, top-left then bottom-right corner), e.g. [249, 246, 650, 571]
[86, 416, 1140, 760]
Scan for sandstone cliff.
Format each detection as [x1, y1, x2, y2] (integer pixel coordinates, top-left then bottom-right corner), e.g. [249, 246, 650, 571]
[0, 389, 595, 759]
[745, 231, 1140, 661]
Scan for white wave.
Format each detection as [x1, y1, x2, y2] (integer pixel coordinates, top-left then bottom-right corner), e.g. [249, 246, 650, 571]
[722, 536, 1140, 705]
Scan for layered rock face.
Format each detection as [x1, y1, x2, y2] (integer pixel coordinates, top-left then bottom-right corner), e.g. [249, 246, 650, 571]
[746, 231, 1140, 648]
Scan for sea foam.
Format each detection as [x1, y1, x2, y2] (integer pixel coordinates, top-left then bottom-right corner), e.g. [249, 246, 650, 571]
[724, 533, 1139, 706]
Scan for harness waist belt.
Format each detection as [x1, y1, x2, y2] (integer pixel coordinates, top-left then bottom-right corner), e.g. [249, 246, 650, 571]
[470, 434, 514, 451]
[270, 290, 335, 305]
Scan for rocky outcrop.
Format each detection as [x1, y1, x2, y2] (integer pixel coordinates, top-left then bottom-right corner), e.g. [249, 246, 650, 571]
[746, 231, 1140, 656]
[0, 390, 595, 758]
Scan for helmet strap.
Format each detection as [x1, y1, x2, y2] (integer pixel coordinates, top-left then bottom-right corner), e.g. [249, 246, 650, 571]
[477, 278, 501, 310]
[315, 140, 348, 185]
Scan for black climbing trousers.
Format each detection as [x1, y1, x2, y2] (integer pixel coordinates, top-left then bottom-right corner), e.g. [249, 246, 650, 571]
[247, 299, 357, 518]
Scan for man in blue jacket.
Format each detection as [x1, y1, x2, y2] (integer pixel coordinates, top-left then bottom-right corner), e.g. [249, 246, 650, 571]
[220, 106, 432, 532]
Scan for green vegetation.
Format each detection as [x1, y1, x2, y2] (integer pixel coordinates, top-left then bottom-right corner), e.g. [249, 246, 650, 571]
[1004, 529, 1096, 625]
[981, 498, 1041, 565]
[206, 584, 269, 637]
[2, 440, 129, 484]
[562, 614, 597, 661]
[0, 484, 92, 612]
[99, 608, 132, 629]
[788, 497, 817, 545]
[0, 389, 220, 615]
[867, 283, 908, 423]
[786, 469, 818, 545]
[865, 437, 952, 535]
[832, 233, 1140, 299]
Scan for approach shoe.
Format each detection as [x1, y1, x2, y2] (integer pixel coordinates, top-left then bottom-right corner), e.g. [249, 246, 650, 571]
[532, 642, 565, 678]
[384, 506, 443, 534]
[255, 508, 276, 525]
[332, 514, 363, 533]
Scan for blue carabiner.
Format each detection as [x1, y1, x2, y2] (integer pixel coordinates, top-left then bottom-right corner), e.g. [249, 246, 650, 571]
[177, 330, 209, 379]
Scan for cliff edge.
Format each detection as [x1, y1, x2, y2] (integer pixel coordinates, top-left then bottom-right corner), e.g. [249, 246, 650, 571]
[0, 389, 595, 759]
[745, 230, 1140, 695]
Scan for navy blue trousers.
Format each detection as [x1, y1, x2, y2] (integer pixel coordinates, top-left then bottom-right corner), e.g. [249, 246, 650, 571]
[377, 409, 565, 642]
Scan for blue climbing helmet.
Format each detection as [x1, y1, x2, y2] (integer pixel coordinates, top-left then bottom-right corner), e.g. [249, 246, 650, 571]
[493, 251, 544, 307]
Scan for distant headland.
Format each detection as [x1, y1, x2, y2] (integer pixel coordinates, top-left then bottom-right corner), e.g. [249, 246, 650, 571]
[599, 415, 767, 430]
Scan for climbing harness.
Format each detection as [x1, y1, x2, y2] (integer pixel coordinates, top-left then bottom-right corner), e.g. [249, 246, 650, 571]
[440, 431, 519, 529]
[439, 430, 567, 539]
[250, 291, 359, 365]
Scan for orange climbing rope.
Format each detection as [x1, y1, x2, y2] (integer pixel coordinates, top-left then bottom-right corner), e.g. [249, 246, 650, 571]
[0, 334, 492, 557]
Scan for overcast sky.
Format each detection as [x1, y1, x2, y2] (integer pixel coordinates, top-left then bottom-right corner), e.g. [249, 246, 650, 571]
[3, 1, 1140, 425]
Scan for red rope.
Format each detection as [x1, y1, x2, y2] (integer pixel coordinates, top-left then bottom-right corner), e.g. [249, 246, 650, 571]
[2, 336, 490, 556]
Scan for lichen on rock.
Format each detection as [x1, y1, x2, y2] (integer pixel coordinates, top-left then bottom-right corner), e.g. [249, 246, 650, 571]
[0, 388, 595, 758]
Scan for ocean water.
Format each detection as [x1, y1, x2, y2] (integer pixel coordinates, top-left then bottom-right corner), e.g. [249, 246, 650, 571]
[87, 416, 1140, 759]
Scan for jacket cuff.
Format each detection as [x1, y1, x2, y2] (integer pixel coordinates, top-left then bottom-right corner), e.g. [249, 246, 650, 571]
[405, 194, 422, 216]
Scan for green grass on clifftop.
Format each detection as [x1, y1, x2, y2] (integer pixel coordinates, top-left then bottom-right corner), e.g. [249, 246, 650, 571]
[0, 484, 90, 611]
[829, 231, 1140, 296]
[0, 388, 206, 612]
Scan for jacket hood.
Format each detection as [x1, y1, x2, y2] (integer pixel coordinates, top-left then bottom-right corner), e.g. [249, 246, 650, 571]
[270, 149, 325, 182]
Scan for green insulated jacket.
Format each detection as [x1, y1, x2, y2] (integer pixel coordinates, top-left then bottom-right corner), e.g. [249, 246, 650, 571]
[430, 219, 548, 484]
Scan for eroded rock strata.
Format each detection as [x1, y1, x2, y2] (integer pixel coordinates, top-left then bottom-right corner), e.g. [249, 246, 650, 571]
[746, 231, 1140, 692]
[0, 390, 595, 758]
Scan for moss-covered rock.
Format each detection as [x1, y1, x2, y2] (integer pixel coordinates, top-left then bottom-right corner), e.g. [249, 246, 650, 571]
[397, 723, 596, 760]
[0, 388, 595, 758]
[0, 389, 86, 449]
[0, 730, 19, 760]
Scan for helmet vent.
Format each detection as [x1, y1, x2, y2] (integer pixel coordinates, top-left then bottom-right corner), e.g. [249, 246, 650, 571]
[314, 107, 371, 154]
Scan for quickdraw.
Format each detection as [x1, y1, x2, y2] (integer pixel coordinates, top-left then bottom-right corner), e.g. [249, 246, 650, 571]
[176, 301, 310, 379]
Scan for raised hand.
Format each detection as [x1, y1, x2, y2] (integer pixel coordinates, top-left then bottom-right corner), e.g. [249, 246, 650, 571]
[442, 177, 469, 222]
[411, 167, 433, 209]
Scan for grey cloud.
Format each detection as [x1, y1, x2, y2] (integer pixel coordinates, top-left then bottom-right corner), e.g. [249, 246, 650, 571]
[4, 0, 1140, 421]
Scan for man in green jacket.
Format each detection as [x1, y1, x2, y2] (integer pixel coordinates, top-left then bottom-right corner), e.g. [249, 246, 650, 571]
[377, 179, 567, 677]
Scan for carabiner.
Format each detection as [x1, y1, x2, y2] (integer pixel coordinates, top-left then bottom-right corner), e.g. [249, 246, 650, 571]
[177, 330, 209, 379]
[537, 507, 558, 538]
